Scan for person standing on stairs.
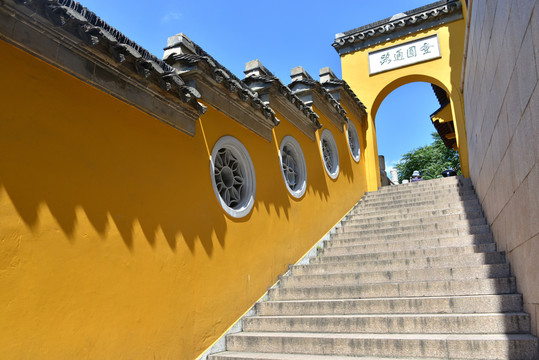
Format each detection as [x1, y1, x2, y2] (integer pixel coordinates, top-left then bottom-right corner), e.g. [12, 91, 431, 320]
[410, 170, 424, 182]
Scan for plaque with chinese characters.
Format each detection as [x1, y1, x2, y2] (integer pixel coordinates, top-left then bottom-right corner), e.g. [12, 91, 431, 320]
[368, 34, 441, 75]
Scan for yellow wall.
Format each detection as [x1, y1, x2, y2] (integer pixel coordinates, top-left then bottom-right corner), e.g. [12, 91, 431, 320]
[0, 39, 368, 359]
[340, 17, 469, 190]
[431, 103, 453, 124]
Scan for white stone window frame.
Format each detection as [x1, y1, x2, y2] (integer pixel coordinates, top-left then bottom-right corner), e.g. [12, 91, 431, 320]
[346, 120, 361, 163]
[320, 129, 340, 179]
[279, 136, 308, 199]
[210, 136, 256, 218]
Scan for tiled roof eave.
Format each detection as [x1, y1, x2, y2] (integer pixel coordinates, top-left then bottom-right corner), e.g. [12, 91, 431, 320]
[289, 80, 350, 127]
[243, 75, 322, 131]
[9, 0, 207, 116]
[322, 80, 367, 113]
[333, 0, 462, 54]
[167, 54, 278, 128]
[275, 82, 321, 129]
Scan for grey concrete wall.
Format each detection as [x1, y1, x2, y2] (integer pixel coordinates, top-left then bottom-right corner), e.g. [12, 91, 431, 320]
[463, 0, 538, 335]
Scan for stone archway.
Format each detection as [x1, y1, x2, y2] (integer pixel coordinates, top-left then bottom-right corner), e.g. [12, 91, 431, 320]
[334, 0, 469, 190]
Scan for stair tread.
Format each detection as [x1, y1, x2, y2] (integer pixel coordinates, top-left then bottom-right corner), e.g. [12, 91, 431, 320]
[210, 351, 493, 360]
[248, 312, 528, 319]
[318, 243, 495, 257]
[278, 276, 514, 289]
[261, 293, 521, 303]
[299, 251, 505, 269]
[293, 262, 507, 274]
[230, 332, 537, 340]
[209, 178, 538, 359]
[327, 234, 493, 248]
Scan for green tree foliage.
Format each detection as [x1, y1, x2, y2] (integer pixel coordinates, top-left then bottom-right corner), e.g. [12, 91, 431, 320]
[395, 132, 461, 182]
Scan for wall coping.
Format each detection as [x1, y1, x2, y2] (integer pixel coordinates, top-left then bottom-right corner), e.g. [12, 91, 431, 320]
[319, 67, 367, 126]
[243, 59, 321, 141]
[333, 0, 463, 55]
[1, 0, 206, 136]
[288, 67, 349, 133]
[164, 34, 279, 142]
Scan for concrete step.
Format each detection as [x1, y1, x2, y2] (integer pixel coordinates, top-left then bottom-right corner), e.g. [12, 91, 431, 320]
[242, 312, 531, 334]
[326, 232, 493, 249]
[256, 294, 524, 316]
[359, 181, 473, 193]
[342, 208, 484, 225]
[281, 263, 510, 287]
[362, 187, 476, 201]
[210, 353, 430, 360]
[225, 332, 538, 359]
[210, 176, 539, 360]
[313, 243, 496, 264]
[270, 277, 516, 300]
[330, 224, 491, 242]
[350, 198, 481, 215]
[292, 251, 506, 275]
[370, 176, 471, 192]
[347, 200, 482, 219]
[334, 218, 487, 236]
[358, 191, 477, 207]
[341, 210, 485, 228]
[323, 234, 495, 254]
[372, 177, 470, 191]
[365, 185, 474, 199]
[210, 353, 520, 360]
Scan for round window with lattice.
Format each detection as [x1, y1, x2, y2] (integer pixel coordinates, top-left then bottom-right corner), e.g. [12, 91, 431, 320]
[279, 136, 307, 198]
[320, 129, 339, 179]
[347, 120, 361, 162]
[210, 136, 256, 218]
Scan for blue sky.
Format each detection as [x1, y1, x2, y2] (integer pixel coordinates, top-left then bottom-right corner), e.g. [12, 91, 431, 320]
[80, 0, 440, 172]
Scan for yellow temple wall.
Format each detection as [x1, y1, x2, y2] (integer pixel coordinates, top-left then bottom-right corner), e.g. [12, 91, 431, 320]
[0, 39, 368, 359]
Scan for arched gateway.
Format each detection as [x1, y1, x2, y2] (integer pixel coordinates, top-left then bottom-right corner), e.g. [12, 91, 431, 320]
[333, 0, 469, 191]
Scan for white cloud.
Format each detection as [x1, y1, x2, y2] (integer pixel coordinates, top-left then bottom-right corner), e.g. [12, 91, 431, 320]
[161, 12, 182, 23]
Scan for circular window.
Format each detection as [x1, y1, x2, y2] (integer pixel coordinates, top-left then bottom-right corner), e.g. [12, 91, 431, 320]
[210, 136, 256, 218]
[347, 121, 361, 162]
[279, 136, 307, 198]
[320, 129, 339, 179]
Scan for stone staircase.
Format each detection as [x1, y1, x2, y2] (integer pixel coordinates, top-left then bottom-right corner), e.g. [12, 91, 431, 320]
[210, 177, 538, 359]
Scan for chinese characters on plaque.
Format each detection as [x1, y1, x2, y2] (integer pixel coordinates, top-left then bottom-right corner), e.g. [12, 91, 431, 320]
[368, 34, 441, 75]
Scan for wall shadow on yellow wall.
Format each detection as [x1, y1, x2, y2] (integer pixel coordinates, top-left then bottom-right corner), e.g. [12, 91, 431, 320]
[0, 41, 229, 256]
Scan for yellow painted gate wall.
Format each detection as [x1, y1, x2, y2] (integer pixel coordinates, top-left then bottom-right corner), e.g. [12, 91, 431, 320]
[339, 15, 469, 190]
[0, 39, 368, 359]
